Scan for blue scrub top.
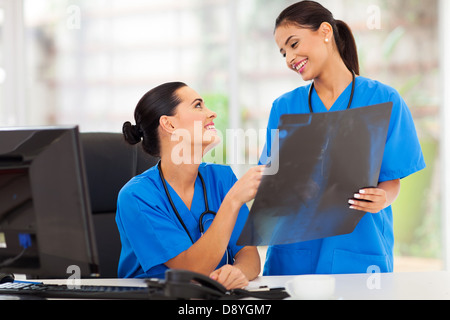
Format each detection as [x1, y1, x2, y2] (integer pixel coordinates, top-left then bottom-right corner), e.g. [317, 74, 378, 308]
[116, 163, 249, 278]
[261, 76, 426, 275]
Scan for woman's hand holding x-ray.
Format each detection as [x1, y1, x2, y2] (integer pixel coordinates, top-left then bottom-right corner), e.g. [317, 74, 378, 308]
[349, 179, 401, 213]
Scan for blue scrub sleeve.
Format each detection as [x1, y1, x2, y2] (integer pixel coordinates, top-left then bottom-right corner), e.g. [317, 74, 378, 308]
[378, 92, 426, 182]
[117, 189, 192, 273]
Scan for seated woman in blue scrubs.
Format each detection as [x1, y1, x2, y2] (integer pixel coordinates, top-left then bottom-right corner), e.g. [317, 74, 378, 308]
[117, 82, 263, 289]
[261, 1, 426, 275]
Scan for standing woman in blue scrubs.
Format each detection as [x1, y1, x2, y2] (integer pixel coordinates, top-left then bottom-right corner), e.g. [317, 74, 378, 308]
[262, 1, 425, 275]
[116, 82, 263, 289]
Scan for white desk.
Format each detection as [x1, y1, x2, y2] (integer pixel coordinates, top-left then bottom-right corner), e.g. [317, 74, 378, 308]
[251, 271, 450, 300]
[39, 271, 450, 300]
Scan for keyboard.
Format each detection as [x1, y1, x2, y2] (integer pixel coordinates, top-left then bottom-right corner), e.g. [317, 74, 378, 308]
[0, 281, 165, 300]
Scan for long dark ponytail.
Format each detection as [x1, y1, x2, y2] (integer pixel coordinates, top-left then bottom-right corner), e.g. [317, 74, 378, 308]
[275, 0, 359, 75]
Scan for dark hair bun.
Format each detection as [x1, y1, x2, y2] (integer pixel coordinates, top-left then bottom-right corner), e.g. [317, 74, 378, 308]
[124, 82, 187, 157]
[122, 121, 142, 145]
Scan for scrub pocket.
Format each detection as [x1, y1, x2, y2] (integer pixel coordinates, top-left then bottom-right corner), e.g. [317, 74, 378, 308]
[331, 249, 390, 274]
[263, 245, 312, 276]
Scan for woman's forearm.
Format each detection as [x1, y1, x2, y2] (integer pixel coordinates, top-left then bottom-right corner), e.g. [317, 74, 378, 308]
[165, 166, 263, 275]
[377, 179, 401, 208]
[233, 246, 261, 281]
[164, 193, 242, 275]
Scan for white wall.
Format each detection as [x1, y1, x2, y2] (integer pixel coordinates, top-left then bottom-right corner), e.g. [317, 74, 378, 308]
[0, 0, 25, 126]
[439, 0, 450, 271]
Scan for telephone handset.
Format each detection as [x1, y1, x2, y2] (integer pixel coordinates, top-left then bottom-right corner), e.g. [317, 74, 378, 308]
[162, 269, 289, 300]
[164, 269, 227, 300]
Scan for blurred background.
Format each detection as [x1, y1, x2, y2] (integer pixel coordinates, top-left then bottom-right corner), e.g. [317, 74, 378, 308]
[0, 0, 448, 273]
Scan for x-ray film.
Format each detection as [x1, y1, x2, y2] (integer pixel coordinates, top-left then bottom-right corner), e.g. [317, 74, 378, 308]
[238, 102, 393, 246]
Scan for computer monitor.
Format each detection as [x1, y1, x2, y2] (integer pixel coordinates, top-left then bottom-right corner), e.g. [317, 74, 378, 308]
[0, 126, 100, 278]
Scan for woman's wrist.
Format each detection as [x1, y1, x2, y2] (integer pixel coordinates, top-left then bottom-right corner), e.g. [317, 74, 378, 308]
[223, 190, 243, 212]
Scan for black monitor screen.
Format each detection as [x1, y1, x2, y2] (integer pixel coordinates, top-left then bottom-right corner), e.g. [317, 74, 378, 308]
[0, 126, 99, 278]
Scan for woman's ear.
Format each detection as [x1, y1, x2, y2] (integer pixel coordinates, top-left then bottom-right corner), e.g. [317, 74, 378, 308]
[159, 116, 176, 134]
[320, 22, 333, 42]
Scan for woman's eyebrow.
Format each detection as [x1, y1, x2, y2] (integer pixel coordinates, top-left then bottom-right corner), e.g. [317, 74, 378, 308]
[279, 35, 295, 53]
[191, 98, 203, 105]
[285, 35, 295, 46]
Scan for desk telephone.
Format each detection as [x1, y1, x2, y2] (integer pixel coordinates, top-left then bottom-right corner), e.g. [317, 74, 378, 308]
[160, 269, 288, 300]
[163, 269, 227, 299]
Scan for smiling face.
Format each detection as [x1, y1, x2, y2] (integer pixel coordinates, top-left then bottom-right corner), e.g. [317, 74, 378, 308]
[163, 86, 220, 161]
[172, 86, 217, 134]
[274, 22, 333, 81]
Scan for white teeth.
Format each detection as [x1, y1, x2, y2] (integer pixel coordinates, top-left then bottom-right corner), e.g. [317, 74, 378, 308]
[205, 125, 215, 130]
[294, 59, 308, 71]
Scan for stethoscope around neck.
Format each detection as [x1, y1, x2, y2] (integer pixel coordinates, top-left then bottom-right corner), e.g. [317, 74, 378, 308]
[157, 161, 231, 264]
[157, 161, 215, 242]
[308, 69, 356, 113]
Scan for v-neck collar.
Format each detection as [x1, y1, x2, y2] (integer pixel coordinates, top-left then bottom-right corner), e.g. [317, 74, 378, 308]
[164, 174, 204, 214]
[309, 79, 354, 113]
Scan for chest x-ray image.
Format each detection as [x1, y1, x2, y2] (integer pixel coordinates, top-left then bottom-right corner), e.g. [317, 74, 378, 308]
[238, 102, 392, 246]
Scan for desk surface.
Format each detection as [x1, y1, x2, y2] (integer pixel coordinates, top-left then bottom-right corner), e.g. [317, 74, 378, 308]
[251, 271, 450, 300]
[38, 271, 450, 300]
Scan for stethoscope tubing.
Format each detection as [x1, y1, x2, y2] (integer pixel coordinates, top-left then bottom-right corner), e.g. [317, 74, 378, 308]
[158, 161, 195, 244]
[158, 162, 217, 238]
[157, 161, 231, 264]
[308, 70, 356, 113]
